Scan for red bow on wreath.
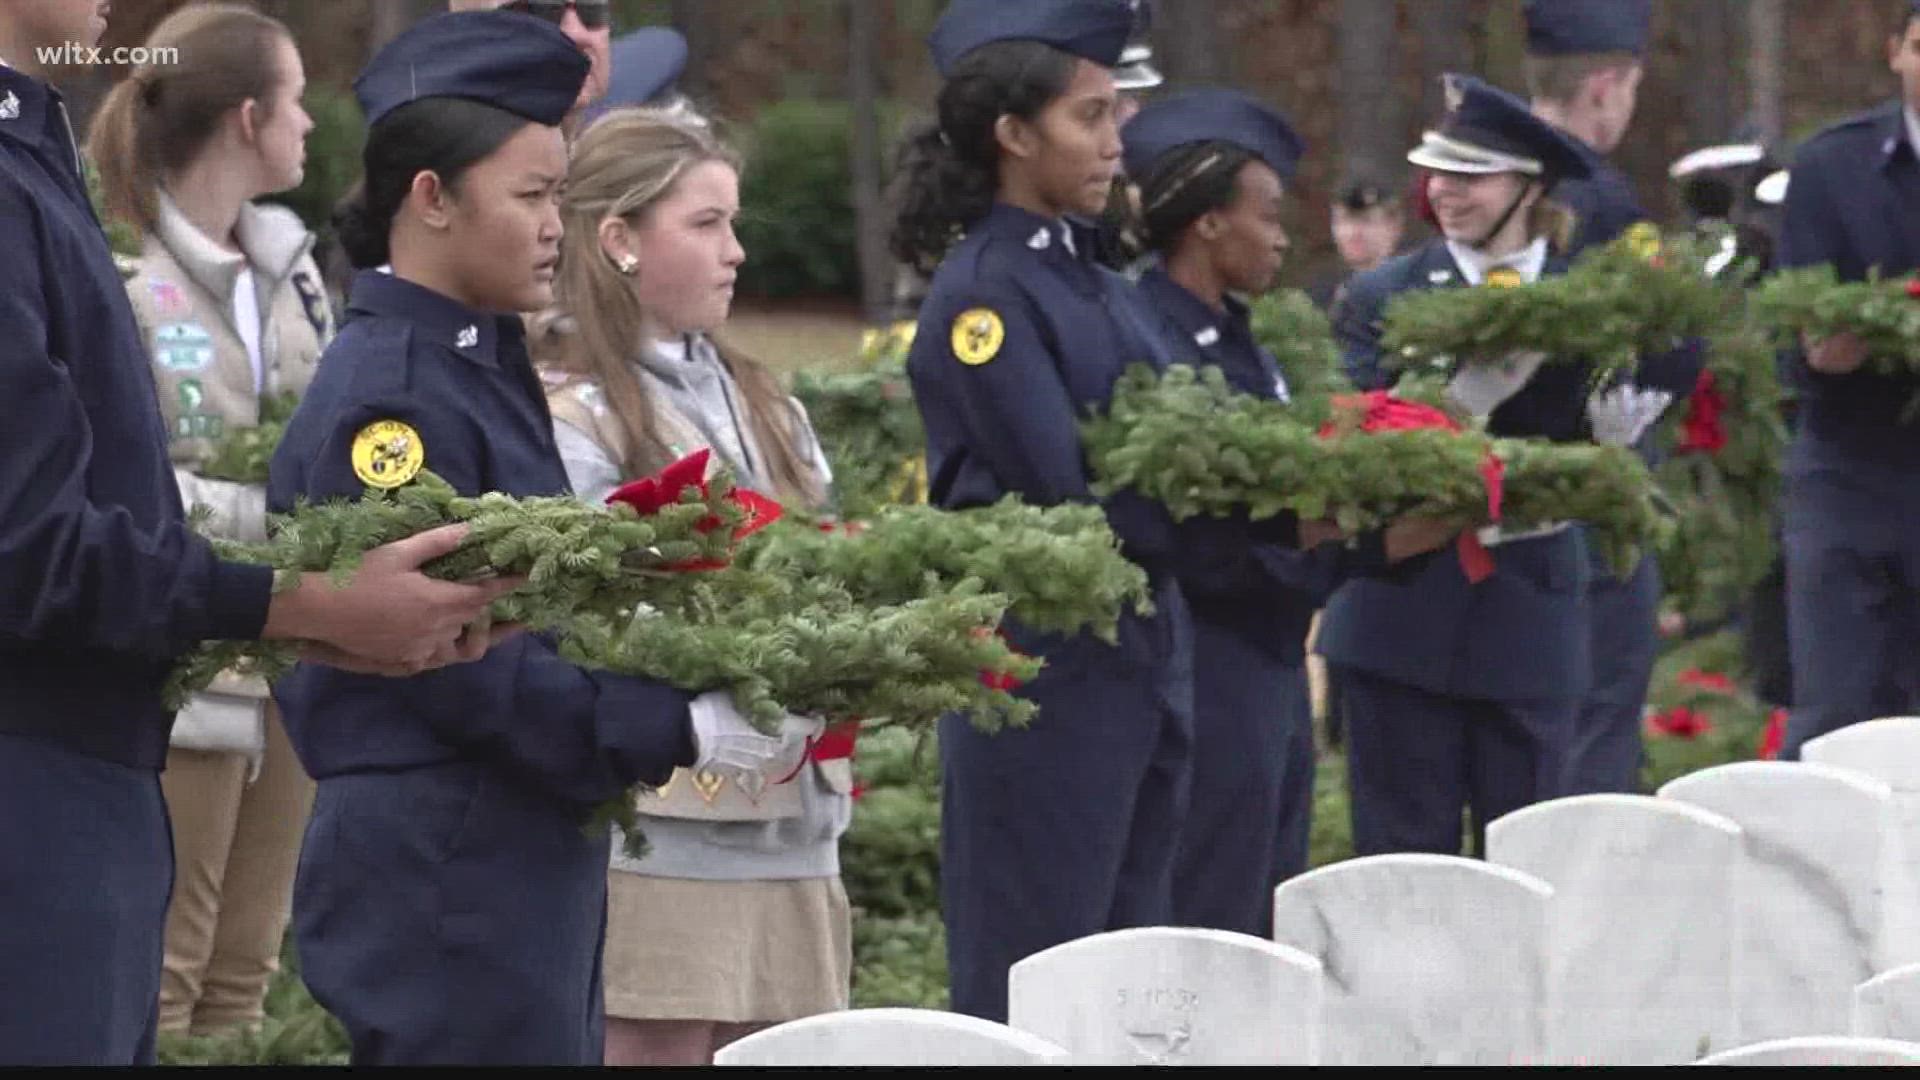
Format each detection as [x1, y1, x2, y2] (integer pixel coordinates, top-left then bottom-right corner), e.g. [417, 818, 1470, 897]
[1676, 368, 1728, 455]
[604, 447, 784, 570]
[1319, 391, 1505, 584]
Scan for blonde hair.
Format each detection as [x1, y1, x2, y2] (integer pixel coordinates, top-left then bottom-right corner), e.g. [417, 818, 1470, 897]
[1529, 196, 1578, 253]
[1522, 52, 1638, 106]
[86, 3, 292, 235]
[538, 107, 828, 510]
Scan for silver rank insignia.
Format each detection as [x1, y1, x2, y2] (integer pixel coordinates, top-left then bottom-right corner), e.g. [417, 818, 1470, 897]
[0, 92, 19, 121]
[1028, 228, 1051, 251]
[456, 324, 479, 349]
[1194, 326, 1221, 347]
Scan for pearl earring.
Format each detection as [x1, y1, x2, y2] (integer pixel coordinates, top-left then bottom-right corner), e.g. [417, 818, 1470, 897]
[616, 253, 639, 276]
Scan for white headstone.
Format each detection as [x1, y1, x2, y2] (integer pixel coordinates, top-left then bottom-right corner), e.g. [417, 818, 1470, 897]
[1270, 853, 1555, 1066]
[1659, 762, 1899, 1042]
[1007, 927, 1324, 1065]
[1853, 963, 1920, 1040]
[1805, 718, 1920, 969]
[1486, 794, 1743, 1064]
[1694, 1035, 1920, 1066]
[712, 1009, 1070, 1067]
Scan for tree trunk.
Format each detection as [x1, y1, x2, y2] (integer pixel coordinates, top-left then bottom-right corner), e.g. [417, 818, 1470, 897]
[847, 0, 892, 324]
[1153, 0, 1224, 85]
[368, 0, 416, 53]
[671, 0, 720, 103]
[1412, 0, 1473, 130]
[1682, 0, 1736, 147]
[1337, 0, 1402, 189]
[1746, 0, 1787, 148]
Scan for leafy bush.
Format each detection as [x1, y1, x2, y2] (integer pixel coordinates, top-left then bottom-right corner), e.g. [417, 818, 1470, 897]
[734, 98, 861, 299]
[268, 85, 365, 243]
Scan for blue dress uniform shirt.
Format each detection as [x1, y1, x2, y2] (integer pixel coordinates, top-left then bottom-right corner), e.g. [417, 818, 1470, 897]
[1773, 100, 1920, 758]
[0, 65, 273, 768]
[1135, 264, 1360, 929]
[0, 62, 269, 1067]
[268, 271, 696, 808]
[1779, 101, 1920, 470]
[911, 201, 1274, 1021]
[1321, 238, 1595, 703]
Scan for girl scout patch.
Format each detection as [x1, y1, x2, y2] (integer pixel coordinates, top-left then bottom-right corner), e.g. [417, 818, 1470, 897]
[351, 419, 425, 489]
[951, 308, 1004, 366]
[154, 322, 215, 371]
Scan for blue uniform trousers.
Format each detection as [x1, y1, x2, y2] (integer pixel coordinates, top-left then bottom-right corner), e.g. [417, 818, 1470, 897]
[0, 733, 169, 1065]
[293, 760, 609, 1065]
[1564, 555, 1661, 795]
[1337, 669, 1575, 857]
[1277, 683, 1316, 882]
[1783, 463, 1920, 759]
[940, 594, 1193, 1023]
[1171, 616, 1312, 938]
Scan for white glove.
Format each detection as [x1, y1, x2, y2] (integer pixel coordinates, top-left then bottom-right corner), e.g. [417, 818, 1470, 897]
[1445, 350, 1548, 418]
[688, 691, 824, 781]
[1585, 383, 1675, 448]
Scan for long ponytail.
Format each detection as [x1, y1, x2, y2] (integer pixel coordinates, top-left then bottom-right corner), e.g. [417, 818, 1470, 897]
[85, 3, 290, 235]
[887, 40, 1077, 274]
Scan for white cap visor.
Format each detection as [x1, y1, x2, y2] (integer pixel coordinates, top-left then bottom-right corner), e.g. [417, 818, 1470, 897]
[1669, 143, 1766, 179]
[1406, 131, 1542, 176]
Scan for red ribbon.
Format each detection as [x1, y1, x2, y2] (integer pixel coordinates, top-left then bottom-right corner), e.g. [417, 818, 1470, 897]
[1757, 708, 1787, 761]
[1320, 392, 1504, 584]
[604, 448, 785, 571]
[769, 718, 864, 787]
[1676, 368, 1728, 456]
[976, 626, 1028, 692]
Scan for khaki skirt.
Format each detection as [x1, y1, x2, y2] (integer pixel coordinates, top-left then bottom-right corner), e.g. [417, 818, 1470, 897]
[602, 872, 852, 1023]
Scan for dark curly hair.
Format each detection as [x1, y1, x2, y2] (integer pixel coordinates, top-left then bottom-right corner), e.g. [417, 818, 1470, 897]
[888, 40, 1079, 274]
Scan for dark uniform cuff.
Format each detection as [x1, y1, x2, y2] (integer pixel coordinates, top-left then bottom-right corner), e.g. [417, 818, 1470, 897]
[205, 559, 275, 641]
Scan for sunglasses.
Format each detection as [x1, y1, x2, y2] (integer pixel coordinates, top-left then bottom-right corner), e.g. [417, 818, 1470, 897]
[502, 0, 612, 30]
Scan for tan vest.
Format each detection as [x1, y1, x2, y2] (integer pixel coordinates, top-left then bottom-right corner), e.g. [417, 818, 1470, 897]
[126, 194, 331, 725]
[543, 367, 855, 822]
[125, 194, 330, 468]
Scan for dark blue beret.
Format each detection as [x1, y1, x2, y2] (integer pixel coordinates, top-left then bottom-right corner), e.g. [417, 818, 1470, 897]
[928, 0, 1136, 77]
[1122, 88, 1305, 184]
[1523, 0, 1651, 57]
[601, 27, 689, 110]
[354, 10, 589, 129]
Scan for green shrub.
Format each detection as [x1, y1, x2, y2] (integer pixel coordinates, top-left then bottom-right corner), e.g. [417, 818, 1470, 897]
[268, 85, 365, 243]
[734, 98, 861, 299]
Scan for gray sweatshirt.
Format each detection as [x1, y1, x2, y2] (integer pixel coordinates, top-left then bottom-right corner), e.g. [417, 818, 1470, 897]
[551, 333, 851, 881]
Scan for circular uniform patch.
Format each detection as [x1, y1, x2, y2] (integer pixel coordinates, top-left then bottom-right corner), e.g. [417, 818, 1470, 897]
[1624, 220, 1663, 260]
[351, 419, 425, 489]
[951, 308, 1005, 366]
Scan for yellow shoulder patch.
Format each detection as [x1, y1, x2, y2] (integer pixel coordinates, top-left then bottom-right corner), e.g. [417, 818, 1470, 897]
[951, 307, 1005, 366]
[351, 419, 425, 489]
[1623, 220, 1663, 260]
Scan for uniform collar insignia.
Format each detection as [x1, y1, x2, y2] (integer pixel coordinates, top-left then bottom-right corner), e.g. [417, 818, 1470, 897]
[456, 324, 479, 349]
[1028, 227, 1051, 251]
[1194, 325, 1221, 347]
[0, 91, 18, 121]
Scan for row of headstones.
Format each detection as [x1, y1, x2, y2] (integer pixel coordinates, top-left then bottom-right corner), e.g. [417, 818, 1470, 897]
[712, 1007, 1920, 1067]
[716, 716, 1920, 1066]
